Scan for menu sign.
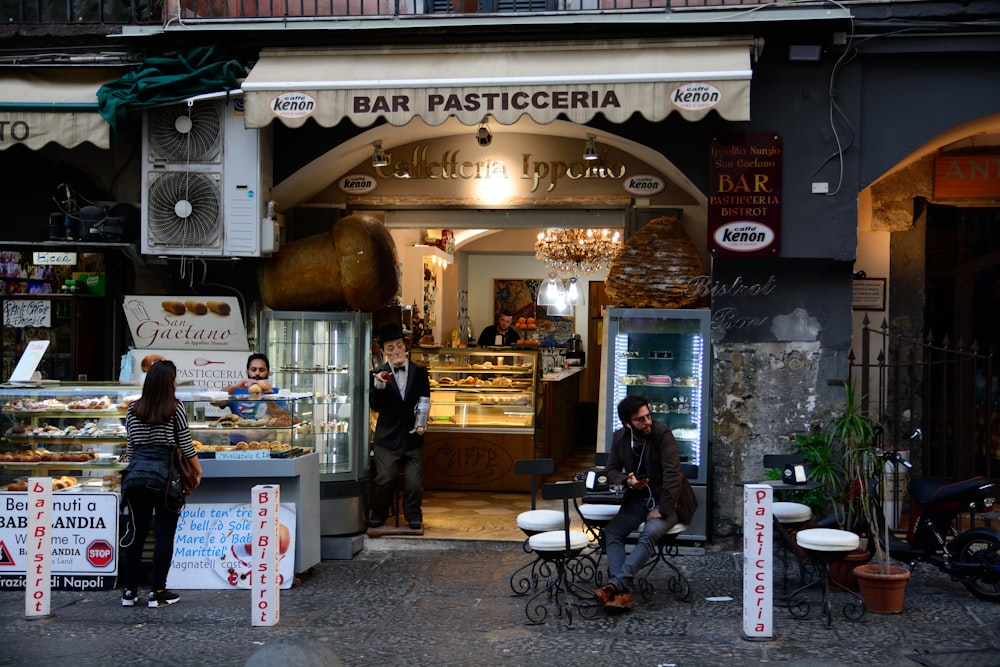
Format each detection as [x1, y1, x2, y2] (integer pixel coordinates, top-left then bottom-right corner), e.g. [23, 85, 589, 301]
[708, 132, 783, 258]
[123, 296, 248, 350]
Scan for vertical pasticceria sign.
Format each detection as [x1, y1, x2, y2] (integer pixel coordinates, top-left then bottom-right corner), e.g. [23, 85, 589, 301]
[708, 133, 783, 258]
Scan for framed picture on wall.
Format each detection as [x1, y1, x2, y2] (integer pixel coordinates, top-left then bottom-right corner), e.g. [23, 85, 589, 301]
[493, 279, 575, 347]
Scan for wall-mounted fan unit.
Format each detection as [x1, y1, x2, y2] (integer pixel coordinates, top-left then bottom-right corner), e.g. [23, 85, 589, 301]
[141, 99, 275, 258]
[146, 171, 223, 253]
[146, 103, 223, 164]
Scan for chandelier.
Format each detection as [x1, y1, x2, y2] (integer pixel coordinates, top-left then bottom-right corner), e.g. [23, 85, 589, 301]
[534, 228, 623, 274]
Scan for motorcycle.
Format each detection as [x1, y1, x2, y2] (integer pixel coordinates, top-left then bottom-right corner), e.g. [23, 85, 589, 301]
[868, 429, 1000, 602]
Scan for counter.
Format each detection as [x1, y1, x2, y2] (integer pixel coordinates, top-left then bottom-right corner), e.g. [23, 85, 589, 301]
[539, 367, 583, 464]
[412, 349, 584, 491]
[197, 452, 321, 574]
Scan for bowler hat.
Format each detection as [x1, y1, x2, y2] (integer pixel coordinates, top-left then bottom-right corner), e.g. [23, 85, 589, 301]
[377, 321, 405, 346]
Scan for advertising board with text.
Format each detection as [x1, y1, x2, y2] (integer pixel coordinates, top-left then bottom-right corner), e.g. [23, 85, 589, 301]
[708, 132, 782, 258]
[129, 349, 253, 393]
[0, 491, 118, 591]
[123, 295, 248, 351]
[166, 502, 297, 590]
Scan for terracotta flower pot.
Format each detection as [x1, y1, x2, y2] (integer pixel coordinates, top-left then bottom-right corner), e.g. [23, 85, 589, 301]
[854, 563, 911, 613]
[828, 547, 872, 592]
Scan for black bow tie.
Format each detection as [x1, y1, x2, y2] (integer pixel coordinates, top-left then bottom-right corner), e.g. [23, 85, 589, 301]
[393, 365, 406, 373]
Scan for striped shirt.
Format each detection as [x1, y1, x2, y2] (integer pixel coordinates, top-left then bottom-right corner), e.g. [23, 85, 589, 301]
[122, 401, 195, 463]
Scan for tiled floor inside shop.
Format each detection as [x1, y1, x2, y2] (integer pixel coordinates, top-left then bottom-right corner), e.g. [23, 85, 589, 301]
[374, 445, 598, 542]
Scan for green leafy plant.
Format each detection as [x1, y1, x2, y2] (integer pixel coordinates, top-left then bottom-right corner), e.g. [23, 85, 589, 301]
[788, 427, 845, 519]
[828, 382, 892, 573]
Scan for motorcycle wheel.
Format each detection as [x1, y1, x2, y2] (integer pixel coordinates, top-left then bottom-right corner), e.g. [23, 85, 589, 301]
[957, 534, 1000, 602]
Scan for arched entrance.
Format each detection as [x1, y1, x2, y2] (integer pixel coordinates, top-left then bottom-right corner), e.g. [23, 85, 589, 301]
[858, 115, 1000, 480]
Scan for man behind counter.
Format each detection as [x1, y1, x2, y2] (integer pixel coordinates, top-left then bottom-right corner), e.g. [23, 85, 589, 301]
[477, 309, 521, 347]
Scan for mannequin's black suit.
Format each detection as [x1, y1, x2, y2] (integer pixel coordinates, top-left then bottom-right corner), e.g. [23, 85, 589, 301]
[369, 360, 431, 525]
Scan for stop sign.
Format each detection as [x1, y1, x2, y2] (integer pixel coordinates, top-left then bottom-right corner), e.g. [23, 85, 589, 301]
[87, 539, 114, 567]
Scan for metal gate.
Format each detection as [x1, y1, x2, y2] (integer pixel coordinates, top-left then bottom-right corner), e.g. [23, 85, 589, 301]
[848, 315, 995, 482]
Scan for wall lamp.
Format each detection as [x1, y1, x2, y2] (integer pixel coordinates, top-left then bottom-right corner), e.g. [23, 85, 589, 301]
[476, 118, 492, 147]
[372, 140, 389, 168]
[583, 133, 599, 161]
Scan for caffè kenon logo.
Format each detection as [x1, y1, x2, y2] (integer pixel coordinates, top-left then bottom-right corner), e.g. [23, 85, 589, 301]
[623, 174, 665, 196]
[671, 82, 722, 112]
[338, 174, 378, 195]
[270, 92, 316, 119]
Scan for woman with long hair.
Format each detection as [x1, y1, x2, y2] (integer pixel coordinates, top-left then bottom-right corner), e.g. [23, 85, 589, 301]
[119, 359, 202, 608]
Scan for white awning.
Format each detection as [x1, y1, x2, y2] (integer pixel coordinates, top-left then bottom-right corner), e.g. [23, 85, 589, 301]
[0, 68, 119, 151]
[242, 38, 755, 129]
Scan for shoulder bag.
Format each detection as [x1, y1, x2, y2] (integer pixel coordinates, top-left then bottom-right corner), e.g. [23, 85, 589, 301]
[171, 418, 200, 496]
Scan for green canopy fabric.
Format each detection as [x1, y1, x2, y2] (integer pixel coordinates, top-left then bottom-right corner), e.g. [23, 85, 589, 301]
[97, 46, 248, 137]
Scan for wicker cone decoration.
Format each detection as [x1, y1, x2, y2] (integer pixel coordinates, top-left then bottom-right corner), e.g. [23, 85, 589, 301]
[605, 216, 706, 308]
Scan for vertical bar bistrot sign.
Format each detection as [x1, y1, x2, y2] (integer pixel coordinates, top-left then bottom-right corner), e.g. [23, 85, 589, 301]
[25, 477, 52, 619]
[742, 484, 773, 639]
[251, 484, 280, 626]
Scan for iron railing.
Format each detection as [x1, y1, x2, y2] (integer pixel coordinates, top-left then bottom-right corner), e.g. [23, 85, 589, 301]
[1, 0, 792, 25]
[849, 315, 995, 483]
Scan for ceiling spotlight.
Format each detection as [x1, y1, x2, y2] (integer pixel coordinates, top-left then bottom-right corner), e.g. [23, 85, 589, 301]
[476, 118, 492, 147]
[583, 133, 599, 161]
[372, 140, 389, 168]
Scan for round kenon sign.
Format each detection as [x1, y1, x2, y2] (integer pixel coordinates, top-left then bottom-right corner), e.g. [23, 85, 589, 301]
[713, 221, 776, 253]
[87, 539, 114, 567]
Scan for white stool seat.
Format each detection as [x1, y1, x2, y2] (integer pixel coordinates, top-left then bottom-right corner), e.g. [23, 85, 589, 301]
[517, 509, 564, 533]
[796, 528, 859, 552]
[773, 501, 812, 524]
[529, 529, 590, 552]
[628, 521, 688, 539]
[577, 504, 619, 521]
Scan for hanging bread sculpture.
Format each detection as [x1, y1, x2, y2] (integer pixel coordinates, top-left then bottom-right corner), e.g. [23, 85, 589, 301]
[258, 213, 400, 312]
[605, 215, 707, 309]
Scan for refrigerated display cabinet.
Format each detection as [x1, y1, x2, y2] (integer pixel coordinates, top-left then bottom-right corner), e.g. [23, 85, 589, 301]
[603, 308, 711, 540]
[259, 310, 371, 559]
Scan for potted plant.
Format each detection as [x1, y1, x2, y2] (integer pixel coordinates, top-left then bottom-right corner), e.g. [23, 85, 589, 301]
[788, 426, 845, 520]
[782, 426, 871, 590]
[829, 382, 910, 612]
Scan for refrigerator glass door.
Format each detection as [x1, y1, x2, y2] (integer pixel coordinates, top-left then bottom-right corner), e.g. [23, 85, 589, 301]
[260, 311, 371, 479]
[605, 308, 710, 485]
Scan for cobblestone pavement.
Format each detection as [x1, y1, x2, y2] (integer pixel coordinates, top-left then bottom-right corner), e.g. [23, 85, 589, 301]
[2, 539, 1000, 667]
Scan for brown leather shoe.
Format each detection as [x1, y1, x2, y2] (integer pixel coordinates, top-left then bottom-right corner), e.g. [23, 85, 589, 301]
[603, 591, 635, 611]
[594, 583, 618, 606]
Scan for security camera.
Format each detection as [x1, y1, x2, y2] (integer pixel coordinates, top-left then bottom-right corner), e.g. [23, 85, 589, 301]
[476, 125, 492, 147]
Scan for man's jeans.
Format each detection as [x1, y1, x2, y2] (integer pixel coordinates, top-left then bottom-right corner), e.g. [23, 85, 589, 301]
[603, 492, 677, 590]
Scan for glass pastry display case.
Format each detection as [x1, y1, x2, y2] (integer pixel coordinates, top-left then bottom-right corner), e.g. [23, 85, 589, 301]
[410, 347, 538, 431]
[0, 384, 134, 491]
[604, 308, 711, 540]
[410, 346, 539, 492]
[259, 310, 371, 558]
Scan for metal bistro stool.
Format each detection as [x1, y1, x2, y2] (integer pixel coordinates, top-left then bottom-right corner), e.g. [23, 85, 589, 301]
[510, 459, 565, 595]
[632, 520, 691, 601]
[524, 481, 600, 626]
[788, 528, 867, 627]
[773, 501, 813, 593]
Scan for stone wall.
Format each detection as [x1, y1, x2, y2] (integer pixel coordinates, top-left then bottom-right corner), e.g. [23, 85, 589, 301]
[710, 340, 832, 538]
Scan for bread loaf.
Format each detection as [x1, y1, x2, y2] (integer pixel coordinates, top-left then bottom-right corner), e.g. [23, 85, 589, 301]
[184, 300, 208, 315]
[207, 301, 231, 316]
[605, 216, 707, 309]
[161, 301, 185, 316]
[258, 214, 399, 312]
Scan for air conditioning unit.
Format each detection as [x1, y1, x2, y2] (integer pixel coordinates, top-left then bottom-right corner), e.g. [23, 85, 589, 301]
[141, 99, 275, 258]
